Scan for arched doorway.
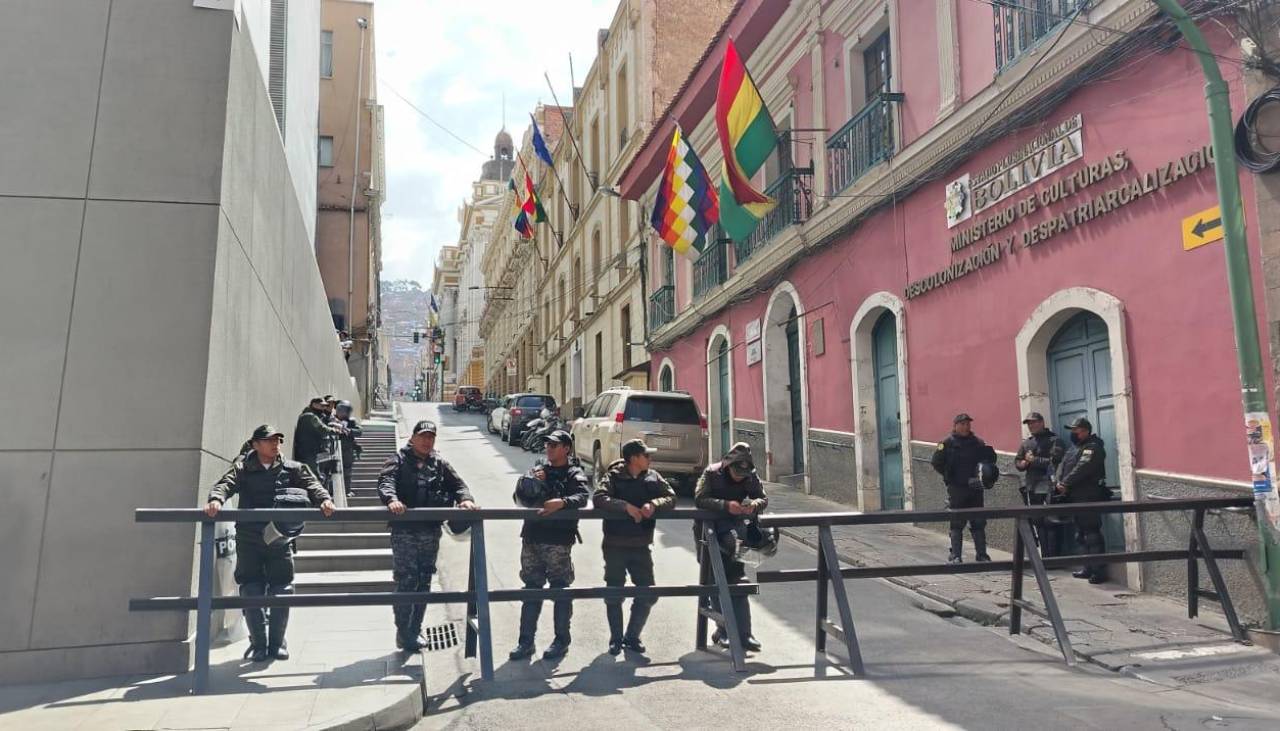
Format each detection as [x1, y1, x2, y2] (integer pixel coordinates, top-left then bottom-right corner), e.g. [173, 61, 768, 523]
[1016, 287, 1137, 587]
[764, 283, 808, 486]
[707, 328, 733, 459]
[872, 312, 903, 509]
[658, 359, 675, 392]
[1047, 312, 1124, 557]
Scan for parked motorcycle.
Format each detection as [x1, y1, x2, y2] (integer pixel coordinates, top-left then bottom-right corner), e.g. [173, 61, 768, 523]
[521, 413, 546, 451]
[524, 409, 564, 453]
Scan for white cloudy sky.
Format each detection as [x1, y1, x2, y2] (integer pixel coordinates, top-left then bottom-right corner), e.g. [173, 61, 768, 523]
[374, 0, 619, 286]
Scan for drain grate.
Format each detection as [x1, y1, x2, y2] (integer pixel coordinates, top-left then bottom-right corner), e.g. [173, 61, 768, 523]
[421, 622, 461, 652]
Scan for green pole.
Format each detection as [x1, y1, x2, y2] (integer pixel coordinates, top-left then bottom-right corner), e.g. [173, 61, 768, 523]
[1152, 0, 1280, 629]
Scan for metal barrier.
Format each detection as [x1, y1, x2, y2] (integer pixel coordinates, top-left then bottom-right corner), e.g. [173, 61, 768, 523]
[756, 496, 1253, 674]
[131, 508, 758, 694]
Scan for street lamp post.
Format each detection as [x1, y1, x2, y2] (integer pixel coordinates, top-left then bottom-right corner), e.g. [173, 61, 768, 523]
[1151, 0, 1280, 629]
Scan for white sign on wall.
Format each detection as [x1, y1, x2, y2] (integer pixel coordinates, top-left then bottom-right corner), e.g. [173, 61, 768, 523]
[745, 340, 762, 366]
[745, 319, 761, 343]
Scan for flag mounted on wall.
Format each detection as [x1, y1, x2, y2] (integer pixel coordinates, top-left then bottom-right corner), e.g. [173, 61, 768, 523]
[715, 38, 777, 241]
[650, 125, 719, 257]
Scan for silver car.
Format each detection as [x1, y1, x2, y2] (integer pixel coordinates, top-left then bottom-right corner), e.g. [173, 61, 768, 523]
[570, 388, 707, 493]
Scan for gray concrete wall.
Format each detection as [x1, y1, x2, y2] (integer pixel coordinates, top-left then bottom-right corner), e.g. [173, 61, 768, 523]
[0, 0, 350, 684]
[808, 428, 857, 504]
[733, 418, 766, 467]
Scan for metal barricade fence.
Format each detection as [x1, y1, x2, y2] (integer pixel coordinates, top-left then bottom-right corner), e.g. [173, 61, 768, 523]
[132, 497, 1254, 694]
[131, 507, 758, 694]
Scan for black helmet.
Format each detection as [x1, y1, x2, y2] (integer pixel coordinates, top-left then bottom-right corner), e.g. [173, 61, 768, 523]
[979, 461, 1000, 490]
[740, 520, 779, 557]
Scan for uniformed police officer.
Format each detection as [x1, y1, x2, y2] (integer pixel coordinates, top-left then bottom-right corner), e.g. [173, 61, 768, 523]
[593, 438, 676, 656]
[294, 397, 345, 480]
[1014, 412, 1067, 555]
[695, 442, 767, 652]
[335, 400, 363, 497]
[206, 425, 335, 662]
[377, 420, 478, 651]
[1056, 416, 1108, 584]
[931, 413, 995, 564]
[510, 430, 592, 661]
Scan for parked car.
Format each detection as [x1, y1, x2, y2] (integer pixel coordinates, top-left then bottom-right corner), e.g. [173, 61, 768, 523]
[570, 387, 707, 494]
[501, 393, 558, 445]
[487, 394, 516, 435]
[453, 386, 482, 412]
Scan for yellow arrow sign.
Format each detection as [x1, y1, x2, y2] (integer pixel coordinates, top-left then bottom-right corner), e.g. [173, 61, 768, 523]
[1182, 205, 1223, 250]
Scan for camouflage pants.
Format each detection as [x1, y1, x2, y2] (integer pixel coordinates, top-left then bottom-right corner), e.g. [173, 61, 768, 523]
[518, 542, 575, 643]
[391, 527, 441, 633]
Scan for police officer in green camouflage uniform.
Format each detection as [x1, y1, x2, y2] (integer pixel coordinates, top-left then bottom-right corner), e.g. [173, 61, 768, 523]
[377, 420, 477, 651]
[206, 425, 335, 662]
[294, 397, 345, 479]
[509, 430, 591, 661]
[1056, 417, 1109, 584]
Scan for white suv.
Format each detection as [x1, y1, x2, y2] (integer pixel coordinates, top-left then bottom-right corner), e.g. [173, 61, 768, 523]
[570, 388, 708, 493]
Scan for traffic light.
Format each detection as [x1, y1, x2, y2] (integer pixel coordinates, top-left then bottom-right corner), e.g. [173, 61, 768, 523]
[413, 331, 420, 343]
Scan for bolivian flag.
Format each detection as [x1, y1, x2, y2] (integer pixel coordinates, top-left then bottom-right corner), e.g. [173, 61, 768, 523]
[650, 125, 719, 257]
[715, 38, 777, 241]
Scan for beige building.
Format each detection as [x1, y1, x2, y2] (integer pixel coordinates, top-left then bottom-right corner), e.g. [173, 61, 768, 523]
[480, 0, 731, 412]
[316, 0, 385, 411]
[430, 245, 461, 400]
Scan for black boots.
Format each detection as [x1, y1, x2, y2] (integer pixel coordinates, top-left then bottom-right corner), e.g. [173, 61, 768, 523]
[266, 584, 293, 660]
[510, 600, 541, 660]
[972, 527, 991, 562]
[948, 529, 964, 563]
[241, 583, 269, 662]
[624, 602, 651, 652]
[542, 600, 572, 659]
[606, 603, 624, 655]
[709, 597, 758, 651]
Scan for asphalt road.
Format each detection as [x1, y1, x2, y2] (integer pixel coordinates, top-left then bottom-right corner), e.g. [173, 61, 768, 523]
[402, 402, 1279, 730]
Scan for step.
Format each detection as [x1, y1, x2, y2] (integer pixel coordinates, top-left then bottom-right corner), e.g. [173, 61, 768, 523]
[296, 532, 390, 551]
[295, 570, 395, 594]
[295, 548, 392, 573]
[348, 496, 383, 507]
[315, 519, 391, 533]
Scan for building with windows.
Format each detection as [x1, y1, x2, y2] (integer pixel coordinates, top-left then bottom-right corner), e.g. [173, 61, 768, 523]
[431, 244, 462, 400]
[316, 0, 385, 411]
[619, 0, 1272, 620]
[0, 0, 356, 683]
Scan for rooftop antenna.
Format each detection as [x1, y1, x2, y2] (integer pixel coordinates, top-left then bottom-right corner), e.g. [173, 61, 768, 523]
[568, 53, 576, 97]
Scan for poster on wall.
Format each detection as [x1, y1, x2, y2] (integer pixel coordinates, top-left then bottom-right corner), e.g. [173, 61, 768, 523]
[745, 340, 762, 366]
[745, 319, 761, 344]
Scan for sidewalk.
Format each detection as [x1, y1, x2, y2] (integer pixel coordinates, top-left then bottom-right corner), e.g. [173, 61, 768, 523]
[0, 604, 424, 731]
[762, 482, 1280, 705]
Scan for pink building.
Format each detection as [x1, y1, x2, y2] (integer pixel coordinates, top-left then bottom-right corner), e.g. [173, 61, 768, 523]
[619, 0, 1269, 618]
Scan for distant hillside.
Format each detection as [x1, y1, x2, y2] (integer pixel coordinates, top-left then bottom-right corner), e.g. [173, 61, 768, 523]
[381, 279, 429, 394]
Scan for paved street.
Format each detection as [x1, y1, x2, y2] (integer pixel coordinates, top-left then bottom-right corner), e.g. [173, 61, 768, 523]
[401, 403, 1280, 730]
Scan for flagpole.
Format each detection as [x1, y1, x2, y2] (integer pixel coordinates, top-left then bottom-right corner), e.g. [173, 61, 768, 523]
[543, 71, 595, 217]
[530, 111, 577, 232]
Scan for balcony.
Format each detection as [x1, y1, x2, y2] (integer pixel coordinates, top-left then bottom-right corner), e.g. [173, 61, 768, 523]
[826, 96, 893, 195]
[734, 168, 813, 265]
[648, 285, 675, 332]
[692, 237, 729, 301]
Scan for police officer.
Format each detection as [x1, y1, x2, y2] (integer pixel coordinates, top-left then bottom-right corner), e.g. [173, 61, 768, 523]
[334, 400, 363, 497]
[378, 420, 478, 651]
[294, 397, 345, 480]
[695, 442, 767, 652]
[593, 439, 676, 656]
[931, 413, 994, 563]
[206, 425, 335, 662]
[1056, 417, 1108, 584]
[1014, 412, 1066, 556]
[510, 429, 591, 661]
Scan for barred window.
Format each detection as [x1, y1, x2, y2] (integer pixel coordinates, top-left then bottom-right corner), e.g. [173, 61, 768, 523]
[993, 1, 1083, 69]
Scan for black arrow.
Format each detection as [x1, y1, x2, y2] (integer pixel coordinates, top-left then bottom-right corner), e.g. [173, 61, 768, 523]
[1193, 216, 1221, 238]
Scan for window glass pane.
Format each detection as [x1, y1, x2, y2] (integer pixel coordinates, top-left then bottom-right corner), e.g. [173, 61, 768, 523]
[318, 136, 334, 167]
[518, 395, 556, 409]
[320, 30, 333, 78]
[624, 396, 699, 424]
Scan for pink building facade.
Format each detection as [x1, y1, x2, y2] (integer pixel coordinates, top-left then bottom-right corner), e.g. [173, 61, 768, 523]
[620, 0, 1269, 618]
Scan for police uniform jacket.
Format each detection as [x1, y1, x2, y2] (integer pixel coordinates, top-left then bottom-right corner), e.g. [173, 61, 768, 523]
[207, 456, 330, 536]
[513, 461, 591, 546]
[377, 446, 473, 530]
[593, 459, 676, 547]
[695, 464, 768, 513]
[1015, 429, 1066, 493]
[338, 417, 363, 463]
[294, 407, 340, 463]
[1058, 434, 1107, 501]
[930, 432, 990, 489]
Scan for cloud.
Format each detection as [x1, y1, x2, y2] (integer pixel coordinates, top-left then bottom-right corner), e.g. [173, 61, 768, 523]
[374, 0, 619, 286]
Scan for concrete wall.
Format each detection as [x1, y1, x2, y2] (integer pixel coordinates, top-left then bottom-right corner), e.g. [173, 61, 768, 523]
[0, 1, 352, 684]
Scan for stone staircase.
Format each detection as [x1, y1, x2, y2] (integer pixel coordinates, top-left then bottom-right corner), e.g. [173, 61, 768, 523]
[294, 416, 398, 594]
